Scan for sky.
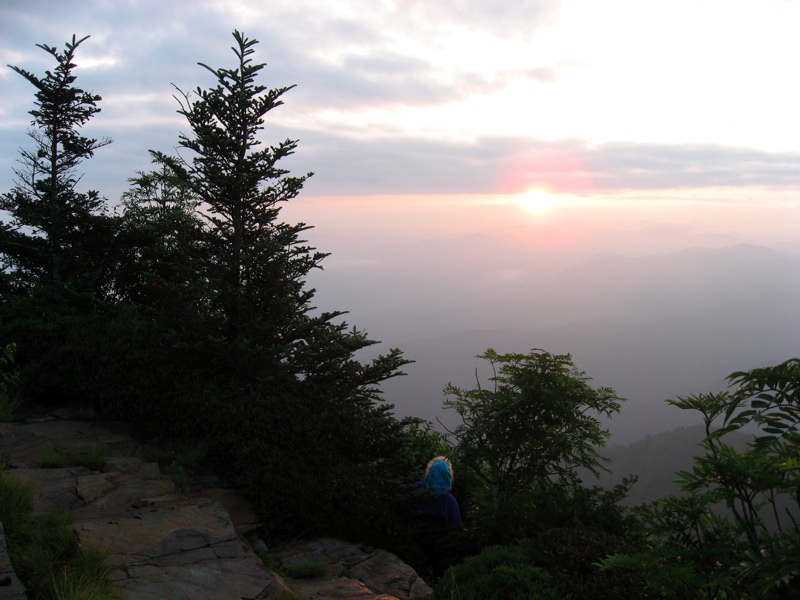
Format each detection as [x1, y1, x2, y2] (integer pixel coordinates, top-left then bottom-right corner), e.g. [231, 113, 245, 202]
[1, 0, 798, 258]
[1, 1, 799, 440]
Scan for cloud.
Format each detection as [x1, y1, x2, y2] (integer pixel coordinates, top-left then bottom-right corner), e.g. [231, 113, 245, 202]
[4, 107, 798, 202]
[281, 129, 800, 196]
[1, 1, 519, 115]
[395, 0, 561, 38]
[1, 1, 798, 204]
[519, 67, 557, 83]
[289, 50, 461, 110]
[595, 143, 800, 190]
[493, 140, 800, 194]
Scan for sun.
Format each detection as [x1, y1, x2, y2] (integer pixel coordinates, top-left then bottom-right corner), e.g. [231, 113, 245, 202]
[514, 189, 562, 215]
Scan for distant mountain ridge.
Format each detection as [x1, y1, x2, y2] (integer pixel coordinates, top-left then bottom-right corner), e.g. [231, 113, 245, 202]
[340, 242, 800, 444]
[587, 424, 751, 507]
[379, 312, 797, 445]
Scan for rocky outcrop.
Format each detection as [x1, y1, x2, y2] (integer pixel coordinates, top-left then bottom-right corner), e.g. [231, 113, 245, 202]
[74, 497, 282, 600]
[273, 538, 432, 600]
[0, 417, 431, 600]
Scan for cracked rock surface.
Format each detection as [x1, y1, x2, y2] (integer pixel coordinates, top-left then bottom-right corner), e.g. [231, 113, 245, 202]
[0, 417, 431, 600]
[273, 537, 433, 600]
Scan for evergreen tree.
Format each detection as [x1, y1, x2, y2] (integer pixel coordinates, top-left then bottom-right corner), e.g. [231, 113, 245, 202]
[149, 29, 409, 384]
[145, 31, 413, 540]
[115, 161, 211, 326]
[0, 35, 122, 406]
[164, 30, 319, 346]
[0, 34, 113, 295]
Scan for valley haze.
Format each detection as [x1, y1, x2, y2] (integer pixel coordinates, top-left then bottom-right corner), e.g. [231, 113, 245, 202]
[298, 224, 800, 446]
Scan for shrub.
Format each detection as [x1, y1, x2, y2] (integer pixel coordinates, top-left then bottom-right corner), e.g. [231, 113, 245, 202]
[433, 545, 557, 600]
[458, 473, 639, 553]
[212, 381, 425, 556]
[443, 349, 624, 521]
[526, 528, 650, 599]
[599, 358, 800, 597]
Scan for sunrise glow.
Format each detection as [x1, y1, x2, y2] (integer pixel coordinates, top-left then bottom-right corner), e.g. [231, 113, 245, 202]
[508, 189, 560, 216]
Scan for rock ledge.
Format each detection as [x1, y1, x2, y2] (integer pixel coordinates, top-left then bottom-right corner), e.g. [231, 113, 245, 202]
[0, 418, 431, 600]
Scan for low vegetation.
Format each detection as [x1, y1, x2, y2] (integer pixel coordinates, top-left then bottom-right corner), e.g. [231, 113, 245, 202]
[600, 357, 800, 597]
[39, 443, 107, 471]
[433, 545, 557, 600]
[0, 469, 120, 599]
[283, 560, 328, 579]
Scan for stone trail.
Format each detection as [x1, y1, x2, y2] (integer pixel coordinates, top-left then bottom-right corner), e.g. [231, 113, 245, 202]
[0, 417, 432, 600]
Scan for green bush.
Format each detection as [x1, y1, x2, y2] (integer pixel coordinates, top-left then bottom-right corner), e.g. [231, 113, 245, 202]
[433, 545, 557, 600]
[526, 528, 650, 599]
[600, 359, 800, 598]
[456, 472, 639, 552]
[444, 349, 624, 522]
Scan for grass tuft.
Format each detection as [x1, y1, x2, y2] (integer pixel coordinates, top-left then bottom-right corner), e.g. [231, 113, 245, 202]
[256, 548, 281, 571]
[0, 468, 35, 529]
[0, 468, 121, 599]
[140, 438, 208, 473]
[49, 545, 120, 600]
[0, 392, 23, 422]
[270, 591, 300, 600]
[39, 443, 107, 471]
[284, 559, 327, 579]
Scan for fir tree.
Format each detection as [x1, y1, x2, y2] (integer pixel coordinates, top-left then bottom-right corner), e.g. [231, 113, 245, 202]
[0, 34, 113, 295]
[146, 31, 412, 538]
[0, 35, 123, 407]
[165, 30, 319, 345]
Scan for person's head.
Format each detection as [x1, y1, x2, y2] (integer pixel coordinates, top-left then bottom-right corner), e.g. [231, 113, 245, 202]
[423, 456, 454, 497]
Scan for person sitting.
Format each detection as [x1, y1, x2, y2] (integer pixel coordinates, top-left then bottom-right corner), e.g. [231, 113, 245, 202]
[413, 456, 463, 568]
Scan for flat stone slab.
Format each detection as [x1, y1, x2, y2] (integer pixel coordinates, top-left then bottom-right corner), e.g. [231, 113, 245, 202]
[5, 419, 134, 454]
[7, 466, 92, 515]
[0, 419, 136, 469]
[103, 457, 161, 479]
[75, 499, 276, 600]
[7, 466, 178, 518]
[76, 472, 177, 511]
[187, 479, 262, 537]
[0, 423, 56, 468]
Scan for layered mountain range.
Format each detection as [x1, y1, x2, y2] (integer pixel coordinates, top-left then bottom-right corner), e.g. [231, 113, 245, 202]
[309, 237, 800, 445]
